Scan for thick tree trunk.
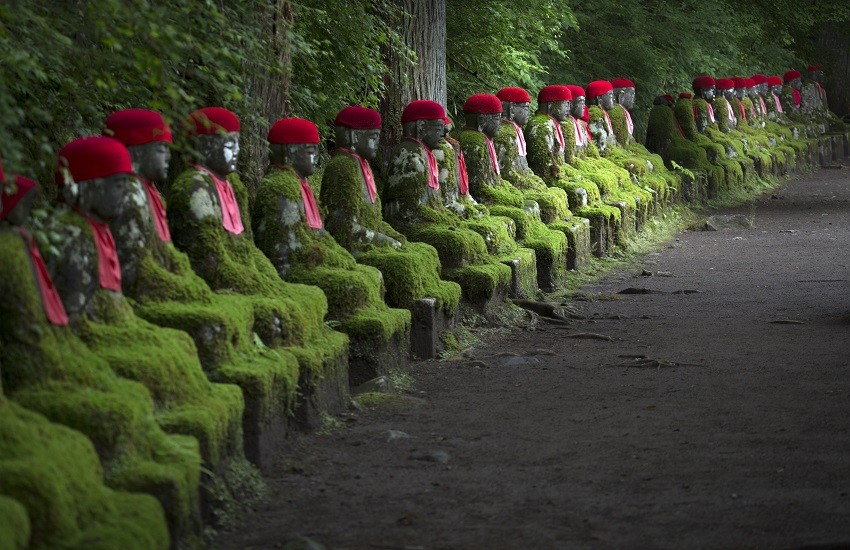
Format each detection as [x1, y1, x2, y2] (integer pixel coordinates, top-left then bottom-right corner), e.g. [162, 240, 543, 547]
[378, 0, 447, 169]
[815, 22, 850, 118]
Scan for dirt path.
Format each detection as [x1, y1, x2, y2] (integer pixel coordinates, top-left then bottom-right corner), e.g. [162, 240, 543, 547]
[217, 164, 850, 549]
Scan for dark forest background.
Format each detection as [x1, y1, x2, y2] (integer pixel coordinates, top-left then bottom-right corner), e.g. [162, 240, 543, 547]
[1, 0, 848, 190]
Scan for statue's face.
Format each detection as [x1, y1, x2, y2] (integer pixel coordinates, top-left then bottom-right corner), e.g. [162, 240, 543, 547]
[735, 87, 746, 99]
[721, 87, 734, 100]
[504, 102, 531, 126]
[128, 141, 171, 183]
[599, 90, 615, 110]
[789, 77, 802, 90]
[545, 100, 571, 122]
[810, 70, 824, 83]
[3, 187, 37, 226]
[419, 119, 445, 150]
[747, 86, 758, 98]
[76, 174, 140, 221]
[770, 84, 782, 96]
[287, 143, 320, 178]
[195, 132, 240, 175]
[352, 129, 381, 160]
[616, 88, 636, 110]
[570, 96, 586, 118]
[479, 113, 502, 139]
[702, 87, 716, 102]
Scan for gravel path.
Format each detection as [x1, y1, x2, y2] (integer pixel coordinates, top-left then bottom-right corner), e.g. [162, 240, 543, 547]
[218, 163, 850, 549]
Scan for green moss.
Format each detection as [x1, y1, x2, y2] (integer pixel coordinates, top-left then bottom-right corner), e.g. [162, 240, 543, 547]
[0, 495, 30, 549]
[0, 228, 201, 542]
[443, 261, 512, 306]
[0, 400, 169, 549]
[253, 165, 411, 351]
[608, 104, 633, 146]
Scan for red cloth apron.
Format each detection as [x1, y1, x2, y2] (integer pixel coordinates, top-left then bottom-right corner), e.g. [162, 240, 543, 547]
[192, 165, 244, 235]
[140, 178, 171, 242]
[773, 94, 784, 113]
[445, 138, 469, 195]
[337, 148, 377, 204]
[506, 120, 527, 156]
[547, 115, 565, 154]
[19, 228, 68, 325]
[73, 207, 122, 291]
[485, 136, 501, 176]
[623, 108, 634, 136]
[405, 137, 440, 190]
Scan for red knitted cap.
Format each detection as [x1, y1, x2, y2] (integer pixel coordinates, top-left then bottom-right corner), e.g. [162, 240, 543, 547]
[715, 78, 735, 89]
[751, 74, 768, 85]
[663, 94, 675, 104]
[496, 87, 532, 103]
[767, 75, 783, 86]
[692, 75, 716, 90]
[538, 85, 572, 103]
[611, 77, 635, 89]
[401, 100, 447, 124]
[0, 175, 37, 221]
[784, 70, 801, 83]
[679, 92, 693, 99]
[268, 117, 320, 144]
[566, 85, 585, 99]
[463, 93, 503, 114]
[105, 109, 172, 146]
[586, 80, 614, 100]
[56, 136, 133, 185]
[186, 107, 240, 136]
[807, 64, 823, 72]
[335, 106, 382, 129]
[744, 78, 756, 88]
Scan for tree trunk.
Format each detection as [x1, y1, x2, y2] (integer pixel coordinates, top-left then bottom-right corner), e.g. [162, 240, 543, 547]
[815, 22, 850, 118]
[378, 0, 447, 170]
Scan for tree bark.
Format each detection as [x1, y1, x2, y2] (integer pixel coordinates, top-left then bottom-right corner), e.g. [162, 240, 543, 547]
[378, 0, 447, 169]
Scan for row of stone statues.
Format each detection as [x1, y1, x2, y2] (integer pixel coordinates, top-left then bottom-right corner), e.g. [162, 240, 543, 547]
[1, 66, 846, 547]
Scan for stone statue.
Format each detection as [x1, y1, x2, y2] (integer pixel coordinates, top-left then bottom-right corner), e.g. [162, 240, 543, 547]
[319, 105, 462, 333]
[691, 75, 717, 134]
[585, 80, 618, 152]
[104, 108, 313, 469]
[252, 116, 412, 377]
[714, 78, 739, 131]
[455, 93, 569, 292]
[780, 70, 803, 114]
[166, 106, 350, 433]
[610, 77, 637, 145]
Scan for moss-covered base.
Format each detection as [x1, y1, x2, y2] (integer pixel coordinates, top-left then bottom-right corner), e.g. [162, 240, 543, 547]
[549, 216, 592, 271]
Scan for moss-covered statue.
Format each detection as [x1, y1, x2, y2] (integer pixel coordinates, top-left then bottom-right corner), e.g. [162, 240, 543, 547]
[251, 117, 411, 378]
[381, 100, 529, 309]
[45, 136, 256, 541]
[0, 169, 177, 548]
[103, 109, 305, 471]
[454, 93, 569, 291]
[802, 64, 850, 156]
[438, 116, 487, 219]
[493, 87, 591, 270]
[780, 70, 804, 119]
[166, 107, 350, 433]
[319, 106, 463, 331]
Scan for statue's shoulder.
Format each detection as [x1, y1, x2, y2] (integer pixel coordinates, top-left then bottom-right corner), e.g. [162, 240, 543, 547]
[455, 129, 487, 149]
[495, 121, 517, 143]
[323, 152, 360, 181]
[258, 167, 301, 202]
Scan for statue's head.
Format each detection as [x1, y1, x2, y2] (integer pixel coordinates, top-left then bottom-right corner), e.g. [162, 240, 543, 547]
[751, 74, 769, 97]
[56, 136, 140, 222]
[1, 174, 39, 227]
[733, 77, 747, 99]
[784, 70, 802, 91]
[566, 85, 586, 118]
[186, 107, 241, 176]
[334, 105, 382, 161]
[692, 75, 716, 102]
[105, 109, 173, 184]
[744, 78, 759, 98]
[611, 78, 636, 109]
[537, 85, 573, 121]
[653, 94, 674, 106]
[267, 117, 321, 178]
[462, 93, 503, 139]
[496, 87, 532, 126]
[767, 75, 783, 96]
[443, 116, 453, 137]
[587, 80, 615, 110]
[807, 64, 824, 84]
[716, 78, 735, 101]
[401, 100, 447, 150]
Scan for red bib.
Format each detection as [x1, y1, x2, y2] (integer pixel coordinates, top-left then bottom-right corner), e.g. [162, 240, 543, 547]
[19, 228, 68, 325]
[405, 137, 440, 190]
[485, 136, 501, 176]
[299, 177, 323, 229]
[74, 207, 122, 291]
[446, 138, 470, 196]
[337, 148, 377, 204]
[192, 165, 244, 235]
[547, 115, 565, 153]
[140, 178, 171, 242]
[506, 120, 527, 156]
[623, 108, 634, 136]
